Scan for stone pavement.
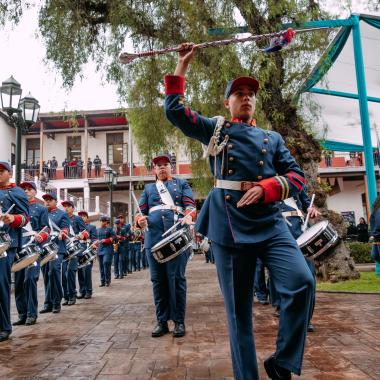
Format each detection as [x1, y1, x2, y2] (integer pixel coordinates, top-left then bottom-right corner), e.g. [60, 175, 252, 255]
[1, 254, 379, 379]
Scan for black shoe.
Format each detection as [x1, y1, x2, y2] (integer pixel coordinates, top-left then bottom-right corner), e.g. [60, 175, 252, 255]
[39, 306, 52, 314]
[12, 319, 26, 326]
[307, 323, 315, 332]
[99, 283, 105, 287]
[105, 282, 110, 287]
[114, 275, 120, 279]
[264, 355, 292, 380]
[52, 305, 61, 314]
[68, 298, 76, 306]
[0, 331, 11, 342]
[151, 322, 169, 337]
[118, 276, 124, 279]
[25, 317, 37, 326]
[84, 294, 92, 299]
[274, 306, 280, 318]
[76, 294, 85, 299]
[62, 300, 69, 306]
[173, 322, 186, 337]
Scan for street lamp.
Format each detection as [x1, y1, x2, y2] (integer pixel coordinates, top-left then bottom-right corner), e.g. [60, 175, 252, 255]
[104, 167, 118, 224]
[0, 76, 40, 184]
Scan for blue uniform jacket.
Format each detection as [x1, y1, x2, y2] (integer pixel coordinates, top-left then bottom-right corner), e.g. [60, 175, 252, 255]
[164, 75, 306, 246]
[0, 185, 29, 249]
[138, 178, 196, 248]
[119, 223, 132, 248]
[280, 189, 311, 239]
[370, 208, 380, 241]
[85, 223, 98, 242]
[22, 201, 50, 246]
[68, 214, 86, 235]
[48, 207, 71, 254]
[97, 227, 115, 256]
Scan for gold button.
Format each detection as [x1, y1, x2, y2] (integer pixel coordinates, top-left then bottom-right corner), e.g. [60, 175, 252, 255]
[257, 175, 263, 180]
[228, 169, 234, 175]
[258, 161, 264, 166]
[261, 149, 267, 154]
[225, 194, 231, 201]
[225, 122, 231, 128]
[227, 144, 233, 150]
[263, 138, 269, 143]
[229, 156, 234, 162]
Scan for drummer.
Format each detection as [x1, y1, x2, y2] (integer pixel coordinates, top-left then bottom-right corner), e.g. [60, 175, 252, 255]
[0, 162, 29, 342]
[13, 181, 49, 326]
[61, 200, 89, 306]
[77, 211, 97, 299]
[40, 193, 70, 314]
[136, 153, 196, 338]
[163, 45, 315, 379]
[117, 214, 132, 276]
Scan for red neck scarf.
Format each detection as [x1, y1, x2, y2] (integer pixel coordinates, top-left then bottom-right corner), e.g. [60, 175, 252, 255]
[231, 117, 256, 126]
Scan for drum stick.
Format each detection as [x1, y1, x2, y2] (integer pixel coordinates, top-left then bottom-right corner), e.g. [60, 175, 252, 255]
[0, 204, 16, 227]
[131, 190, 149, 231]
[301, 194, 315, 232]
[162, 220, 182, 237]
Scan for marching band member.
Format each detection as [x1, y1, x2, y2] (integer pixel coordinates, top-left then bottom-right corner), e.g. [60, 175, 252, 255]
[132, 222, 144, 271]
[163, 45, 314, 379]
[77, 211, 97, 299]
[13, 181, 49, 326]
[118, 214, 132, 276]
[61, 200, 89, 306]
[0, 162, 29, 342]
[40, 193, 70, 314]
[136, 153, 196, 338]
[94, 215, 115, 287]
[113, 219, 123, 279]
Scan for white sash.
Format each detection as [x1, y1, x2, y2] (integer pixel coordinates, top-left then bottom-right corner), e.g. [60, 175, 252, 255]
[156, 180, 175, 207]
[283, 197, 298, 210]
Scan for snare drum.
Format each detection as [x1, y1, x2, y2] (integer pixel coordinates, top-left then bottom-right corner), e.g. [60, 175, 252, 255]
[63, 239, 83, 261]
[78, 246, 97, 268]
[0, 231, 11, 256]
[11, 244, 41, 272]
[39, 241, 59, 266]
[296, 221, 340, 260]
[151, 227, 193, 264]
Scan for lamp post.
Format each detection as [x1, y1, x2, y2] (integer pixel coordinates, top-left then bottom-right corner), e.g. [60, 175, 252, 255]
[0, 76, 40, 184]
[104, 167, 118, 224]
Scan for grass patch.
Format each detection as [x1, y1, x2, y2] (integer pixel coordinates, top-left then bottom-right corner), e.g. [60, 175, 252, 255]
[317, 272, 380, 293]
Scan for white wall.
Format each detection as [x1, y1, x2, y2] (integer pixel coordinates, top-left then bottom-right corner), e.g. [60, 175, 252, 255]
[0, 116, 16, 164]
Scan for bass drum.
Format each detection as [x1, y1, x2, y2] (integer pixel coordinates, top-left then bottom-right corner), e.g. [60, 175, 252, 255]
[12, 244, 41, 272]
[151, 227, 193, 264]
[297, 221, 340, 260]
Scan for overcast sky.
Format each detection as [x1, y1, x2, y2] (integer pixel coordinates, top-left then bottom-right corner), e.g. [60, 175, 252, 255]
[0, 1, 377, 114]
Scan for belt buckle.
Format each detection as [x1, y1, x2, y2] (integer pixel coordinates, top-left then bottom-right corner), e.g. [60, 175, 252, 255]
[240, 181, 254, 191]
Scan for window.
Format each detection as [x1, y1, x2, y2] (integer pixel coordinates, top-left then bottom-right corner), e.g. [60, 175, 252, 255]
[107, 133, 127, 166]
[26, 138, 40, 165]
[67, 136, 81, 161]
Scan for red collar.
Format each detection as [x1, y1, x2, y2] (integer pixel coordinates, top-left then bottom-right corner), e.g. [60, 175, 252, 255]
[29, 199, 37, 204]
[231, 117, 256, 126]
[48, 206, 57, 212]
[0, 183, 16, 190]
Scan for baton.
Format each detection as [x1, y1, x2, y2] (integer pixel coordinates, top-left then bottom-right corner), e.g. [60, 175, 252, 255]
[301, 194, 315, 232]
[0, 204, 16, 227]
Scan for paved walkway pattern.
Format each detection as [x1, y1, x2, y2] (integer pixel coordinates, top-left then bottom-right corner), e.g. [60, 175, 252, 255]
[1, 255, 379, 379]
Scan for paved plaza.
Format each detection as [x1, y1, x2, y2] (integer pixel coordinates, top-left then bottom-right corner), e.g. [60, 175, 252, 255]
[1, 254, 379, 379]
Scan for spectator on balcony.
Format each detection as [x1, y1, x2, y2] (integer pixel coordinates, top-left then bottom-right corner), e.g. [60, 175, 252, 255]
[324, 150, 332, 167]
[357, 217, 369, 243]
[69, 158, 78, 178]
[77, 158, 84, 178]
[374, 149, 379, 166]
[170, 152, 177, 173]
[93, 155, 102, 177]
[62, 158, 69, 178]
[39, 172, 48, 192]
[357, 152, 363, 166]
[51, 156, 58, 179]
[87, 158, 92, 177]
[43, 161, 48, 177]
[349, 152, 356, 166]
[35, 161, 40, 176]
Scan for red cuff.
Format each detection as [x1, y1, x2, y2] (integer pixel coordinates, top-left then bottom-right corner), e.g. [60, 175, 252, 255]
[103, 238, 112, 245]
[62, 228, 69, 240]
[9, 214, 28, 228]
[81, 230, 89, 240]
[258, 178, 281, 203]
[39, 231, 49, 243]
[184, 208, 197, 221]
[164, 75, 185, 95]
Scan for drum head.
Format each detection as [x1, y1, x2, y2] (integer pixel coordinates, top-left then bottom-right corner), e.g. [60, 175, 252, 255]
[297, 221, 329, 247]
[40, 252, 57, 266]
[152, 228, 186, 252]
[11, 254, 39, 272]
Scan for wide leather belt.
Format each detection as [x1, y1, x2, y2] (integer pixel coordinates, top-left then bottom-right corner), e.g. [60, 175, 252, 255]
[215, 179, 257, 191]
[282, 210, 303, 218]
[149, 205, 184, 214]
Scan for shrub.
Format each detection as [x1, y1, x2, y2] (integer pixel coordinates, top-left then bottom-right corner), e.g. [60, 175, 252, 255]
[347, 242, 373, 264]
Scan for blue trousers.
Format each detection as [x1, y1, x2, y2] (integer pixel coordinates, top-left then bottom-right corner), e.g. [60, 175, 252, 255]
[78, 263, 93, 296]
[98, 253, 112, 284]
[41, 261, 49, 302]
[14, 262, 40, 319]
[120, 245, 129, 275]
[146, 248, 189, 323]
[371, 244, 380, 264]
[254, 258, 268, 301]
[212, 229, 315, 380]
[128, 244, 136, 272]
[0, 249, 16, 333]
[113, 249, 126, 277]
[62, 257, 78, 300]
[135, 243, 142, 270]
[141, 248, 148, 268]
[45, 253, 63, 307]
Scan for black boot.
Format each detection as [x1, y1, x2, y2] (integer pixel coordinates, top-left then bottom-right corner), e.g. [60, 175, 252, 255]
[264, 355, 291, 380]
[173, 322, 186, 337]
[12, 319, 26, 326]
[151, 322, 169, 337]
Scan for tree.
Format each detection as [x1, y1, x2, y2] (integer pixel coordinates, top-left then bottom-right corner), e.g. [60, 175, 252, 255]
[3, 0, 376, 280]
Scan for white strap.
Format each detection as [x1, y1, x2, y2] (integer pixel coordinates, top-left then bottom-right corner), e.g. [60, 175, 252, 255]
[283, 197, 298, 210]
[215, 179, 256, 191]
[149, 205, 184, 214]
[156, 180, 175, 206]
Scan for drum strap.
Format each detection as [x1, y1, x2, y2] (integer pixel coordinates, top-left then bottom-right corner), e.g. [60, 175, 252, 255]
[156, 181, 175, 206]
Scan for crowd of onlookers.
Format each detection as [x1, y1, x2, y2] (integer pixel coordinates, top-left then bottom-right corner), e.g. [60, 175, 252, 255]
[323, 150, 379, 167]
[346, 217, 370, 242]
